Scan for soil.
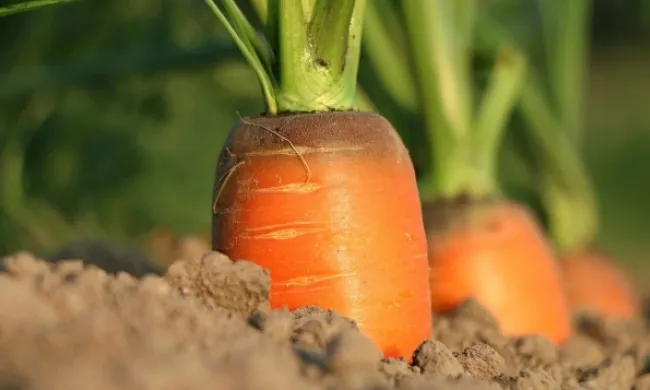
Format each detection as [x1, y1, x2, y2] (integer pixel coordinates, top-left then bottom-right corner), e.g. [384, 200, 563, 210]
[0, 249, 649, 390]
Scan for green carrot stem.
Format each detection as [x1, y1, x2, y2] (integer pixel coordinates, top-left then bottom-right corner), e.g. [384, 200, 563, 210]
[205, 0, 277, 113]
[249, 0, 269, 24]
[402, 0, 524, 202]
[0, 0, 78, 16]
[354, 86, 378, 112]
[362, 0, 417, 112]
[517, 75, 598, 253]
[473, 45, 527, 196]
[539, 0, 591, 145]
[0, 140, 25, 211]
[308, 0, 356, 76]
[510, 0, 596, 252]
[206, 0, 365, 114]
[452, 0, 477, 61]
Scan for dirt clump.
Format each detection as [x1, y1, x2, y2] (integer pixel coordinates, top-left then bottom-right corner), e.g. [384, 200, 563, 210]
[164, 251, 270, 319]
[0, 250, 649, 390]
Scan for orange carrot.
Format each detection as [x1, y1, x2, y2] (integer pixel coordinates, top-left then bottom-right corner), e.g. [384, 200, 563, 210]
[511, 0, 640, 321]
[515, 78, 640, 320]
[206, 0, 431, 359]
[424, 201, 571, 343]
[560, 250, 640, 320]
[386, 1, 573, 343]
[213, 113, 430, 358]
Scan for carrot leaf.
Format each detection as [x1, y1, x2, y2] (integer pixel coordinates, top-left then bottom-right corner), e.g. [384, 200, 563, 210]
[545, 0, 591, 145]
[494, 1, 598, 252]
[205, 0, 277, 114]
[249, 0, 269, 24]
[362, 0, 417, 112]
[0, 0, 78, 17]
[517, 75, 598, 252]
[221, 0, 274, 71]
[249, 0, 278, 57]
[473, 45, 526, 192]
[400, 0, 521, 201]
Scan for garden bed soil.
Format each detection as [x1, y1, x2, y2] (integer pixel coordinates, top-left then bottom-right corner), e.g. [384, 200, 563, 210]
[0, 250, 648, 390]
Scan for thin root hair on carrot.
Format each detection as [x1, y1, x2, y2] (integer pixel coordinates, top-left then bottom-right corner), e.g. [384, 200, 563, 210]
[212, 160, 246, 214]
[237, 114, 312, 184]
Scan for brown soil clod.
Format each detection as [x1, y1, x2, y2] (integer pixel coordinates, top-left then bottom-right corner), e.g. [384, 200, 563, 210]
[412, 340, 465, 379]
[164, 251, 270, 319]
[0, 250, 650, 390]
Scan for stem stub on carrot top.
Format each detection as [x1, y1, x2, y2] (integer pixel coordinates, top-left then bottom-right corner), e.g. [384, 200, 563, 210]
[205, 0, 366, 115]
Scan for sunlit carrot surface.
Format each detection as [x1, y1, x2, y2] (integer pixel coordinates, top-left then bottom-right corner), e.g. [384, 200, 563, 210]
[426, 200, 571, 345]
[212, 111, 432, 359]
[561, 250, 640, 320]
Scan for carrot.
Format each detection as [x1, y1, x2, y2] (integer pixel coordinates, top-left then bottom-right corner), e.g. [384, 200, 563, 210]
[363, 0, 571, 344]
[424, 200, 571, 341]
[561, 250, 639, 320]
[508, 0, 640, 320]
[205, 0, 431, 359]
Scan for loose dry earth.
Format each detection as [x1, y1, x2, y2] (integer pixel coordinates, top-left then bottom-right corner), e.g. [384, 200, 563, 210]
[0, 249, 648, 390]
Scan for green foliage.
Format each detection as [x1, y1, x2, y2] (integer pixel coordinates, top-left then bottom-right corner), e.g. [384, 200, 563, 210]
[0, 0, 258, 255]
[0, 0, 79, 17]
[1, 0, 650, 267]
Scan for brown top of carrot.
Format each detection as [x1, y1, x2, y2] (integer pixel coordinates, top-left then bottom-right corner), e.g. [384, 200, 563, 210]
[223, 111, 404, 157]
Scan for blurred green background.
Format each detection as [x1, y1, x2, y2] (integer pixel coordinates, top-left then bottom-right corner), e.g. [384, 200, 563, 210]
[0, 0, 649, 279]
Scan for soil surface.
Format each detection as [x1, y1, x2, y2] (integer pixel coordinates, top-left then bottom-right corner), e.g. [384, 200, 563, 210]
[1, 250, 649, 390]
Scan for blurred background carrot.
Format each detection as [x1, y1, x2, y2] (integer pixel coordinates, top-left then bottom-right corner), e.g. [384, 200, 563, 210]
[0, 0, 649, 299]
[490, 0, 641, 319]
[361, 0, 573, 343]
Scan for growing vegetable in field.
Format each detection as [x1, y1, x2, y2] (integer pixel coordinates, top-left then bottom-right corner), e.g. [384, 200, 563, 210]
[205, 0, 431, 359]
[508, 0, 640, 320]
[363, 0, 571, 344]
